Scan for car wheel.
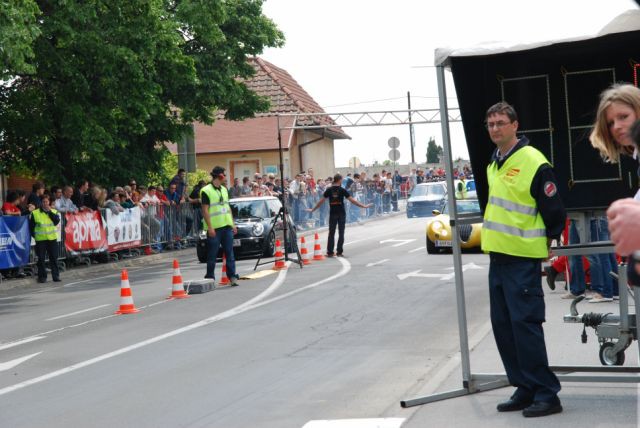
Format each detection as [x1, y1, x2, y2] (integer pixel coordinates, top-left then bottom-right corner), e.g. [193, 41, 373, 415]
[263, 232, 276, 257]
[426, 237, 438, 254]
[196, 238, 208, 263]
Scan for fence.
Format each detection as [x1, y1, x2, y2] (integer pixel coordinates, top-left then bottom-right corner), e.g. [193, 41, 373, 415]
[0, 203, 203, 279]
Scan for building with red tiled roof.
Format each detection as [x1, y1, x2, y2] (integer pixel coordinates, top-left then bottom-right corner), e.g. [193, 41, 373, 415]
[192, 57, 350, 182]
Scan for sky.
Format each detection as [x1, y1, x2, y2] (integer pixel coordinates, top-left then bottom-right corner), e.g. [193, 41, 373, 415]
[260, 0, 637, 167]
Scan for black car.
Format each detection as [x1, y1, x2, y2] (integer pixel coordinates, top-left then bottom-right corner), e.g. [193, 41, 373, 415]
[406, 182, 447, 218]
[196, 196, 298, 262]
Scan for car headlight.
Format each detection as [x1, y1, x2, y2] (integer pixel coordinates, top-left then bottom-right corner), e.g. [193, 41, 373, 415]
[440, 229, 449, 237]
[431, 221, 443, 232]
[252, 223, 264, 237]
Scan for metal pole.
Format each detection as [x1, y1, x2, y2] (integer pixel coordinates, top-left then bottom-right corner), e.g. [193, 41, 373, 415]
[436, 65, 473, 389]
[277, 115, 289, 262]
[408, 91, 415, 164]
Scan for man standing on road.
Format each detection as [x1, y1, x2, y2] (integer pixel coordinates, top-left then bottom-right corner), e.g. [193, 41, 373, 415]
[481, 102, 566, 418]
[308, 173, 372, 257]
[201, 166, 239, 286]
[30, 193, 61, 283]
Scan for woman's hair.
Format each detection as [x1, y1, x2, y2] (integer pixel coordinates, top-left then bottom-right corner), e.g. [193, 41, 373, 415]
[590, 83, 640, 163]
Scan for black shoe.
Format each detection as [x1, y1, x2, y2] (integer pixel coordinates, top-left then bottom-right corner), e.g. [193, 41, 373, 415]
[326, 252, 335, 258]
[230, 275, 240, 287]
[522, 400, 563, 417]
[336, 253, 344, 257]
[37, 278, 47, 284]
[497, 397, 533, 412]
[52, 278, 61, 282]
[544, 266, 557, 291]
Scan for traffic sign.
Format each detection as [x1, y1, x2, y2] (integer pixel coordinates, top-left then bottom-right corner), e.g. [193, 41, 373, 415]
[388, 137, 400, 148]
[388, 149, 400, 162]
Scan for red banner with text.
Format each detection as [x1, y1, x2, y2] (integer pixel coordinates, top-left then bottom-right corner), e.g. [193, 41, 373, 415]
[64, 211, 108, 255]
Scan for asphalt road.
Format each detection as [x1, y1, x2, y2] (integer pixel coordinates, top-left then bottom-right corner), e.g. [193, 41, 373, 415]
[0, 214, 635, 427]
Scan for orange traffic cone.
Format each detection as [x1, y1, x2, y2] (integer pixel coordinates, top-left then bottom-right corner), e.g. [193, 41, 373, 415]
[219, 254, 230, 285]
[167, 259, 190, 299]
[300, 236, 312, 265]
[312, 233, 325, 261]
[115, 269, 139, 314]
[273, 239, 287, 270]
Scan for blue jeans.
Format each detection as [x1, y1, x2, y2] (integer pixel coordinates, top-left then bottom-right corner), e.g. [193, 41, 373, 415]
[205, 226, 237, 280]
[568, 218, 618, 298]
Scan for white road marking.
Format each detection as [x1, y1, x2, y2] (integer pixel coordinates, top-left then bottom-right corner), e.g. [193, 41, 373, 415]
[408, 246, 426, 253]
[366, 259, 390, 267]
[397, 270, 447, 281]
[343, 238, 367, 246]
[0, 259, 351, 396]
[440, 262, 484, 281]
[380, 238, 415, 247]
[45, 305, 111, 321]
[0, 336, 46, 352]
[0, 352, 42, 373]
[302, 419, 405, 428]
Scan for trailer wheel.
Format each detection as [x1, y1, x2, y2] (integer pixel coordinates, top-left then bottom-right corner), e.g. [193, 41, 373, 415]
[599, 342, 625, 366]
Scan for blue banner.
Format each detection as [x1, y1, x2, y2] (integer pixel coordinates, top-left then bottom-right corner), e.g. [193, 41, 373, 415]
[0, 216, 31, 269]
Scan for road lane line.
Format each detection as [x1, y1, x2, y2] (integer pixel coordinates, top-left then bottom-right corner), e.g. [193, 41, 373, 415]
[366, 259, 390, 267]
[0, 264, 290, 396]
[0, 336, 46, 352]
[408, 246, 426, 253]
[45, 305, 111, 321]
[302, 419, 405, 428]
[0, 352, 42, 372]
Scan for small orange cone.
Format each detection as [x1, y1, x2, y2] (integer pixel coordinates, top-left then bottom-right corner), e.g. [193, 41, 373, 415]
[273, 239, 287, 270]
[168, 259, 190, 299]
[300, 236, 312, 265]
[219, 254, 230, 286]
[115, 269, 139, 314]
[312, 233, 325, 261]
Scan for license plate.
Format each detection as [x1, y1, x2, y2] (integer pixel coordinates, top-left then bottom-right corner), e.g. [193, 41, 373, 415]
[233, 239, 241, 247]
[435, 240, 452, 247]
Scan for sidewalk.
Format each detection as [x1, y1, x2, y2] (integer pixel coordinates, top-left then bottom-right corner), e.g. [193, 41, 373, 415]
[401, 288, 639, 427]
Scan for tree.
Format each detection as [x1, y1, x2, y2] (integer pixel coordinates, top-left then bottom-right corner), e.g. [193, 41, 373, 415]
[426, 137, 443, 163]
[382, 160, 392, 166]
[0, 0, 41, 79]
[0, 0, 284, 186]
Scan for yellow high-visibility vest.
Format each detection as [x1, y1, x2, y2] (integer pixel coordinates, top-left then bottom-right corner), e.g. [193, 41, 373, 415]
[481, 146, 549, 258]
[32, 209, 58, 241]
[200, 184, 234, 231]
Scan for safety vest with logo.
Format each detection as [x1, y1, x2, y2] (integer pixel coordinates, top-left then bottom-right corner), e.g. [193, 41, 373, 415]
[32, 208, 59, 241]
[455, 180, 468, 199]
[200, 184, 234, 231]
[481, 146, 549, 258]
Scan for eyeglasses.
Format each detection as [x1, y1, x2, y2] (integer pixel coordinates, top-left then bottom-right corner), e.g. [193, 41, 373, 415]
[485, 121, 512, 130]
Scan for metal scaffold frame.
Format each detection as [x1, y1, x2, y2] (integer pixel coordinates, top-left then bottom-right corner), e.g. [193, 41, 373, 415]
[276, 65, 640, 410]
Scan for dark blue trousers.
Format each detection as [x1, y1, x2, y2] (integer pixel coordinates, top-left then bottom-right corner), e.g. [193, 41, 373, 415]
[489, 259, 560, 402]
[205, 226, 237, 280]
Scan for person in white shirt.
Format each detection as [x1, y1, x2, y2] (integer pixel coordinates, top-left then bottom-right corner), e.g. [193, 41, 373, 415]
[55, 186, 78, 213]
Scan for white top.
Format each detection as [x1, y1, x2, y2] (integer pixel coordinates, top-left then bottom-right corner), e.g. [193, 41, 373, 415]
[435, 10, 640, 66]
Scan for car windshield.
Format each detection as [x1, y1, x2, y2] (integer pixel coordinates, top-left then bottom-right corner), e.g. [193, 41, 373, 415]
[411, 184, 445, 197]
[442, 199, 481, 215]
[466, 180, 476, 191]
[230, 200, 268, 219]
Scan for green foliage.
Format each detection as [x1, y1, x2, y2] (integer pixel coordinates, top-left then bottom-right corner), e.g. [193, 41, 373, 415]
[0, 0, 41, 78]
[382, 160, 392, 166]
[0, 0, 284, 186]
[426, 137, 443, 163]
[187, 169, 211, 187]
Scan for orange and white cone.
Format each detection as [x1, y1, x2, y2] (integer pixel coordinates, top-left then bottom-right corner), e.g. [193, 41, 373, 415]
[300, 236, 312, 265]
[312, 233, 325, 261]
[168, 259, 189, 299]
[273, 239, 287, 270]
[219, 254, 230, 286]
[115, 269, 139, 314]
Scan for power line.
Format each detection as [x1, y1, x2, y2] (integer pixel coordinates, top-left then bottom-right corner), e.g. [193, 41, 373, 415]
[322, 95, 458, 109]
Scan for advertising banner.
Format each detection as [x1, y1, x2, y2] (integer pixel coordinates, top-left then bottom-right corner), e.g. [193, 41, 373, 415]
[106, 207, 142, 252]
[64, 211, 108, 255]
[0, 216, 31, 269]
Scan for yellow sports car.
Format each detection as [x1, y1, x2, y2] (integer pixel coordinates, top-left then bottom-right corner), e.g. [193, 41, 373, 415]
[426, 199, 482, 254]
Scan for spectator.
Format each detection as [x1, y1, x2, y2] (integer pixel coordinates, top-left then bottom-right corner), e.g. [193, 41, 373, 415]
[2, 190, 25, 216]
[156, 185, 171, 206]
[72, 180, 89, 209]
[141, 185, 160, 205]
[128, 179, 138, 194]
[228, 178, 241, 198]
[55, 186, 78, 213]
[51, 186, 62, 202]
[29, 193, 61, 283]
[241, 177, 252, 196]
[104, 191, 125, 214]
[84, 186, 101, 211]
[28, 181, 45, 209]
[170, 168, 188, 200]
[393, 170, 402, 191]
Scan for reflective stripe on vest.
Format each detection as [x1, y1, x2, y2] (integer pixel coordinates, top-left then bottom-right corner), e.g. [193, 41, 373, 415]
[481, 145, 549, 258]
[200, 184, 234, 230]
[32, 209, 58, 241]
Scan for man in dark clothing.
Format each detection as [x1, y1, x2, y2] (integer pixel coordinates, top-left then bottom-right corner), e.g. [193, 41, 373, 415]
[308, 173, 371, 257]
[72, 180, 89, 209]
[29, 193, 61, 283]
[28, 181, 45, 210]
[481, 102, 565, 418]
[170, 168, 188, 200]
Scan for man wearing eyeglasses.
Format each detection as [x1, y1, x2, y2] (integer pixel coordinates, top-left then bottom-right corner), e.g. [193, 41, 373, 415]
[481, 102, 566, 418]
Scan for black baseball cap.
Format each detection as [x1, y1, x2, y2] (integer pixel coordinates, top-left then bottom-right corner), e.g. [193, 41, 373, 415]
[211, 166, 225, 176]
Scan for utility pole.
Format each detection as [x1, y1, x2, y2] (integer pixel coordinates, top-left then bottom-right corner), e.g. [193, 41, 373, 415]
[407, 91, 415, 164]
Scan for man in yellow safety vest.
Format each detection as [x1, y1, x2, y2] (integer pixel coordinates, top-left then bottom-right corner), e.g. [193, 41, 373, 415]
[29, 193, 61, 283]
[481, 102, 566, 418]
[201, 166, 239, 286]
